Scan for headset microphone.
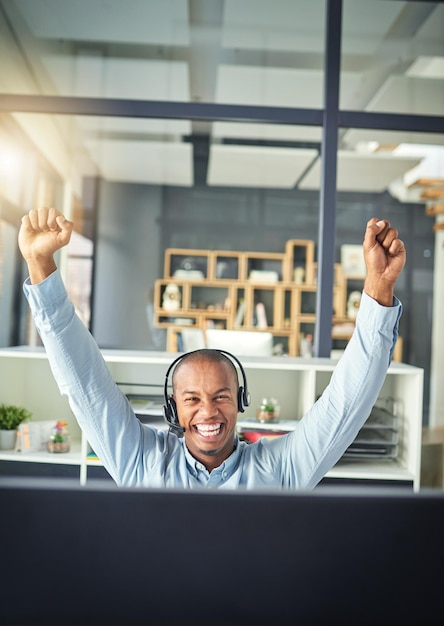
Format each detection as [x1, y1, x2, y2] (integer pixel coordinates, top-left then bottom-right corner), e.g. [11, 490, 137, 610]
[163, 404, 186, 438]
[168, 425, 185, 438]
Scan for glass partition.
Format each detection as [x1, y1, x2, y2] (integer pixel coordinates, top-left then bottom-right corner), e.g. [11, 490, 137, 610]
[340, 0, 444, 116]
[333, 126, 441, 430]
[0, 0, 326, 108]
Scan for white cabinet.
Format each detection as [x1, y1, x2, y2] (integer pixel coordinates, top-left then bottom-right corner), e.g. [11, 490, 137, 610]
[0, 347, 423, 489]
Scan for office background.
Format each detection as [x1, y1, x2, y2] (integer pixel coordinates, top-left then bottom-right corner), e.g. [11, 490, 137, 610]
[0, 0, 443, 427]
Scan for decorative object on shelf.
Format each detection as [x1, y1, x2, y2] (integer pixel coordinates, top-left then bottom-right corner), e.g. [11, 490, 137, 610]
[174, 269, 204, 279]
[162, 283, 181, 312]
[249, 270, 279, 283]
[215, 261, 229, 279]
[293, 267, 305, 284]
[256, 397, 280, 423]
[47, 420, 70, 453]
[299, 333, 313, 358]
[173, 256, 205, 280]
[341, 244, 366, 278]
[347, 291, 362, 320]
[17, 420, 56, 454]
[0, 403, 31, 450]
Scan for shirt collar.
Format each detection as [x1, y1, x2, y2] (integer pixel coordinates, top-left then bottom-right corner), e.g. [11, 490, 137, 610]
[183, 434, 241, 475]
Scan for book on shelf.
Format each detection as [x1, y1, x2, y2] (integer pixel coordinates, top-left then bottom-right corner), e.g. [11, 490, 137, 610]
[255, 302, 268, 329]
[234, 299, 246, 327]
[86, 449, 100, 461]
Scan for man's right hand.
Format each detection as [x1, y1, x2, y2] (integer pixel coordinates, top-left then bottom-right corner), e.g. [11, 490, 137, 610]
[18, 207, 73, 284]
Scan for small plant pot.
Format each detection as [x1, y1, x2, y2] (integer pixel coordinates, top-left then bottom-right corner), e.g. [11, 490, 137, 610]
[256, 409, 278, 423]
[47, 421, 70, 453]
[0, 429, 17, 450]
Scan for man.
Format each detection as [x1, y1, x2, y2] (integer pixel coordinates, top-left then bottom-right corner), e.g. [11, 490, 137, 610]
[19, 207, 405, 489]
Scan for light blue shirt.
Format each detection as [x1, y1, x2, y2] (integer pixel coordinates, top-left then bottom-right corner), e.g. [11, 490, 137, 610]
[24, 271, 401, 490]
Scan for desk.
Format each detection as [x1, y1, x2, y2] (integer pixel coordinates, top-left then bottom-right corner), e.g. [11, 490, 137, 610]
[1, 479, 444, 625]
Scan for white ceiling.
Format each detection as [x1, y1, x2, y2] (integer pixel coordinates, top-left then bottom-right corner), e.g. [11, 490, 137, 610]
[221, 0, 326, 54]
[1, 0, 443, 191]
[362, 75, 443, 118]
[214, 65, 366, 109]
[298, 151, 422, 192]
[43, 55, 191, 102]
[13, 0, 190, 45]
[222, 0, 404, 56]
[342, 73, 444, 150]
[207, 145, 318, 188]
[85, 139, 193, 185]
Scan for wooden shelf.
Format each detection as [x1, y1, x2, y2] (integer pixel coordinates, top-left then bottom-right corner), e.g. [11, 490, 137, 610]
[426, 203, 444, 216]
[421, 188, 444, 200]
[0, 441, 83, 465]
[154, 242, 402, 360]
[408, 177, 444, 188]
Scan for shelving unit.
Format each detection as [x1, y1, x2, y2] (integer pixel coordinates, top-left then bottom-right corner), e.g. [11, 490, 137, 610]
[0, 347, 423, 489]
[154, 241, 402, 359]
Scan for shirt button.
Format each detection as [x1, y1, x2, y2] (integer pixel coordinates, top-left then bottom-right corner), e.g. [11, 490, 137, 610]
[223, 471, 227, 479]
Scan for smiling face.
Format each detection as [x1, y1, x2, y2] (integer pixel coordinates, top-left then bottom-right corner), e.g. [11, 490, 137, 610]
[172, 353, 240, 472]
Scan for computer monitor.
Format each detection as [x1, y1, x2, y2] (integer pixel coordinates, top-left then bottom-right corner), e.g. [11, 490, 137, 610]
[205, 329, 273, 357]
[179, 327, 206, 352]
[1, 479, 443, 625]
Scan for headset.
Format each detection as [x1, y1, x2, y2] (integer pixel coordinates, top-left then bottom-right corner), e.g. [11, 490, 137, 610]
[162, 349, 251, 437]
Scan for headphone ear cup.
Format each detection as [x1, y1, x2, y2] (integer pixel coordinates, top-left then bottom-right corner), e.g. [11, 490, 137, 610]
[164, 396, 179, 427]
[237, 386, 250, 413]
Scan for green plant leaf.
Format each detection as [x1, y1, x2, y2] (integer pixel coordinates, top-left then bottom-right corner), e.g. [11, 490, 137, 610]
[0, 404, 31, 431]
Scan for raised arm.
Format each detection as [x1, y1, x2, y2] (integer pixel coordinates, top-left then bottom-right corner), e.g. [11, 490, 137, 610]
[363, 218, 406, 306]
[267, 218, 405, 489]
[18, 208, 162, 487]
[18, 207, 73, 283]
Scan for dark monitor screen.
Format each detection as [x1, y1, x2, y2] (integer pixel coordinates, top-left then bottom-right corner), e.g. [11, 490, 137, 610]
[0, 478, 442, 626]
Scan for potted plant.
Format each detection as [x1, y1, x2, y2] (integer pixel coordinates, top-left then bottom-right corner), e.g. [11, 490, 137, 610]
[0, 404, 31, 450]
[256, 397, 280, 423]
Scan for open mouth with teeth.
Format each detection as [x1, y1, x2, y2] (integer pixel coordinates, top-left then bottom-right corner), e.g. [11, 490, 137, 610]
[193, 423, 223, 439]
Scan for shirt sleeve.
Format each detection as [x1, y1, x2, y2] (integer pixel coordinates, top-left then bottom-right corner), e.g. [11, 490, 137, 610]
[251, 291, 403, 490]
[23, 270, 167, 486]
